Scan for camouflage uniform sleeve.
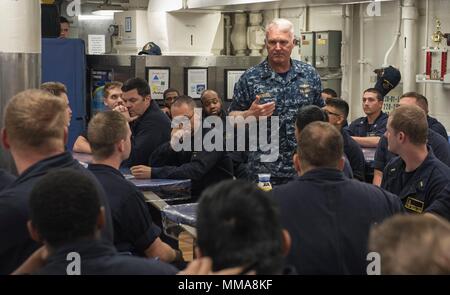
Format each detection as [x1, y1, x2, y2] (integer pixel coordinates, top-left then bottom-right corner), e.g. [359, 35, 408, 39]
[310, 68, 324, 107]
[228, 73, 253, 112]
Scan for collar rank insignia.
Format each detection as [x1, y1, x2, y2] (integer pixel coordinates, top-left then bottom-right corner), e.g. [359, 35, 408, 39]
[405, 197, 424, 214]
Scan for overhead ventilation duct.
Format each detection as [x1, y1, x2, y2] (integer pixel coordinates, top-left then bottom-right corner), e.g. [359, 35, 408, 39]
[183, 0, 396, 11]
[186, 0, 277, 9]
[147, 0, 221, 55]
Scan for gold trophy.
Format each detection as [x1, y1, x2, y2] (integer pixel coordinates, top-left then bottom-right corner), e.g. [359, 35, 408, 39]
[425, 19, 448, 80]
[431, 19, 444, 48]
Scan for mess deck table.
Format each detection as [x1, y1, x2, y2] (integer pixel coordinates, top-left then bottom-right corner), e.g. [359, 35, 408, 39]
[161, 203, 197, 239]
[73, 152, 194, 237]
[73, 152, 191, 202]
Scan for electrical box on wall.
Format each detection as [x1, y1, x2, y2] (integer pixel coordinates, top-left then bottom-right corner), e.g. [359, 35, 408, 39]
[315, 30, 342, 68]
[300, 32, 315, 67]
[300, 31, 342, 96]
[113, 10, 150, 54]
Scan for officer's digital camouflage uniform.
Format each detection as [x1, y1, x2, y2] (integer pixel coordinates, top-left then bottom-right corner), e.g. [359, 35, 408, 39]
[229, 59, 324, 180]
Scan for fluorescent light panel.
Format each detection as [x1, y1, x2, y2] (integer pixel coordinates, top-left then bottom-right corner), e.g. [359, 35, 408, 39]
[78, 14, 115, 20]
[92, 9, 124, 16]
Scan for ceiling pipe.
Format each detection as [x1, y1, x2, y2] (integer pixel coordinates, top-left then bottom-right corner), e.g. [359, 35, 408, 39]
[402, 0, 418, 92]
[359, 4, 366, 101]
[341, 4, 352, 101]
[383, 0, 401, 67]
[423, 0, 429, 96]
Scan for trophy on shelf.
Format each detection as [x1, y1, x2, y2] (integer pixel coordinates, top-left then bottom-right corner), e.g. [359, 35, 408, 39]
[421, 19, 449, 82]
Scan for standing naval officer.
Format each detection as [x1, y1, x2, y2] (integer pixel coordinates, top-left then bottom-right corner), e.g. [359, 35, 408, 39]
[228, 18, 324, 185]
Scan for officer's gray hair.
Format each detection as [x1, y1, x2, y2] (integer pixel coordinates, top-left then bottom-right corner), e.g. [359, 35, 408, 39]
[265, 18, 294, 38]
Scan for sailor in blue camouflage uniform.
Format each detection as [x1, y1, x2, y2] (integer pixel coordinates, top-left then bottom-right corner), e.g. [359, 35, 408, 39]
[228, 18, 323, 184]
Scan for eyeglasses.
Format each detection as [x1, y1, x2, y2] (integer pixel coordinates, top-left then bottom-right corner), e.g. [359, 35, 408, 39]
[323, 109, 342, 117]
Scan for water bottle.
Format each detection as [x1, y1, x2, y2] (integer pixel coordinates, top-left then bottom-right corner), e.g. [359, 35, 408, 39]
[257, 173, 272, 192]
[91, 85, 105, 116]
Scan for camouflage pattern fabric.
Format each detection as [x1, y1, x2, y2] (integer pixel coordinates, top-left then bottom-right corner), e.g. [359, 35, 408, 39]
[229, 59, 324, 179]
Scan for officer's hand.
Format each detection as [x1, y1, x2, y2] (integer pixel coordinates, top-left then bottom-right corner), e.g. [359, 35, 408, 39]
[247, 95, 275, 118]
[130, 165, 151, 179]
[178, 257, 251, 275]
[113, 105, 139, 122]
